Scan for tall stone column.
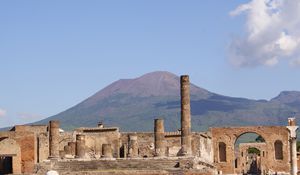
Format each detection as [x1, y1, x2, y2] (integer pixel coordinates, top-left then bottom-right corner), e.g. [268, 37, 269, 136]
[180, 75, 192, 156]
[154, 119, 165, 157]
[102, 144, 113, 158]
[76, 134, 86, 159]
[287, 118, 298, 175]
[128, 134, 138, 158]
[49, 120, 60, 159]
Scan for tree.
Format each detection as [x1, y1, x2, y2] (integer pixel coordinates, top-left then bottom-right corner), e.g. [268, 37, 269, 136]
[248, 147, 260, 156]
[255, 135, 265, 142]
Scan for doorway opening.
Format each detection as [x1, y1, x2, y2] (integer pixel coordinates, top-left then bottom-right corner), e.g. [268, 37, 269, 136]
[0, 156, 12, 174]
[234, 132, 265, 175]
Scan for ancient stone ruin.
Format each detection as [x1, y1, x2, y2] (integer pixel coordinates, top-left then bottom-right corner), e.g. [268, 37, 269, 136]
[0, 75, 298, 175]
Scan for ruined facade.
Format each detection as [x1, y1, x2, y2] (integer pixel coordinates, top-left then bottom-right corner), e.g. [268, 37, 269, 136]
[211, 126, 292, 174]
[0, 75, 298, 175]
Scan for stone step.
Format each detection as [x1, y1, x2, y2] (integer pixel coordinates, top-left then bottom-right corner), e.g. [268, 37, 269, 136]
[52, 159, 180, 171]
[35, 159, 214, 175]
[56, 169, 210, 175]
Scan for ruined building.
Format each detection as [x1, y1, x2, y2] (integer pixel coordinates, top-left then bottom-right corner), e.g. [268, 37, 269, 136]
[0, 75, 298, 175]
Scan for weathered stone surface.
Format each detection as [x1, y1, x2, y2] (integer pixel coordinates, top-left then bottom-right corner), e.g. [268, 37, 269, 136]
[12, 124, 48, 164]
[101, 144, 113, 158]
[38, 132, 49, 162]
[0, 138, 21, 174]
[128, 134, 139, 158]
[0, 131, 35, 173]
[35, 158, 215, 175]
[180, 75, 192, 156]
[236, 142, 267, 174]
[49, 120, 60, 159]
[287, 118, 298, 175]
[64, 145, 71, 155]
[211, 126, 290, 174]
[154, 119, 165, 157]
[41, 169, 213, 175]
[58, 131, 73, 152]
[59, 150, 66, 159]
[76, 126, 121, 158]
[119, 132, 211, 159]
[46, 170, 59, 175]
[121, 132, 155, 158]
[68, 142, 76, 156]
[288, 117, 296, 126]
[76, 134, 86, 159]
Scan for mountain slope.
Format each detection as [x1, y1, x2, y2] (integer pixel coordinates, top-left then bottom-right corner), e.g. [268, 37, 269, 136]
[37, 71, 299, 131]
[88, 71, 210, 100]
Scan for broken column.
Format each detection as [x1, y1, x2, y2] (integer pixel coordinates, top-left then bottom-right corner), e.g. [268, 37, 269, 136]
[49, 120, 60, 159]
[76, 134, 86, 159]
[101, 144, 113, 158]
[287, 118, 298, 175]
[179, 75, 192, 156]
[128, 134, 138, 158]
[154, 119, 165, 157]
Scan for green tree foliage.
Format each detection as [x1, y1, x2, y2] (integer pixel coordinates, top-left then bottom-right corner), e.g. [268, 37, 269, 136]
[255, 135, 265, 142]
[248, 147, 260, 156]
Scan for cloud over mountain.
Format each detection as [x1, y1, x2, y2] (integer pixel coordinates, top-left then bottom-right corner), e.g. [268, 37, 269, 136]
[229, 0, 300, 67]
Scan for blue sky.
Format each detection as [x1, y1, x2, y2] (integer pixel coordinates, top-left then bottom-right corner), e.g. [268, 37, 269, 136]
[1, 0, 300, 128]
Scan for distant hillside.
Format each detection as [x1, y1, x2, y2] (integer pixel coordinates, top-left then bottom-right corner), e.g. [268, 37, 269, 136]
[36, 71, 299, 131]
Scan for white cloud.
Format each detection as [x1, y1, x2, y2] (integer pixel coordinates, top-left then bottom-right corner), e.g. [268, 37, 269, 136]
[0, 108, 7, 117]
[229, 0, 300, 67]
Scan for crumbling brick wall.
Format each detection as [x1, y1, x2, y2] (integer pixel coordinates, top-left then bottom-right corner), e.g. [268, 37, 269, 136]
[0, 131, 35, 173]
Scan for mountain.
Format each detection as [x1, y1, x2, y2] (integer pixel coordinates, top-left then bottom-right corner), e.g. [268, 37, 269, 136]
[271, 91, 300, 110]
[36, 71, 300, 131]
[84, 71, 211, 104]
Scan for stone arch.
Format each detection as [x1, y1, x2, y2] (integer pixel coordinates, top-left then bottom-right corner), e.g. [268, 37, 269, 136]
[233, 131, 266, 146]
[233, 132, 265, 173]
[274, 140, 283, 160]
[218, 142, 226, 162]
[211, 126, 290, 174]
[0, 138, 21, 174]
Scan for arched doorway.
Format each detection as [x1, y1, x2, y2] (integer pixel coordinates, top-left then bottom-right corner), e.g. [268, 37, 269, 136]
[247, 147, 261, 174]
[234, 132, 265, 175]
